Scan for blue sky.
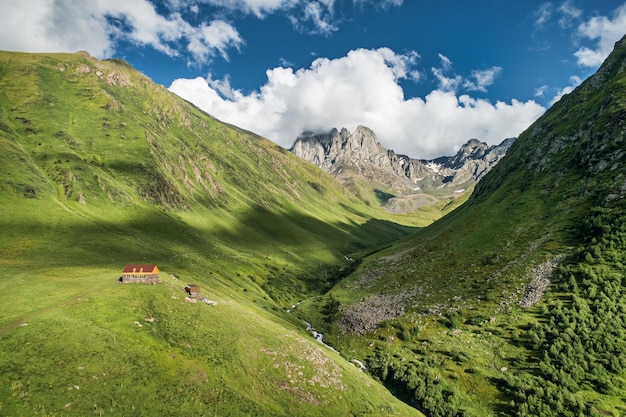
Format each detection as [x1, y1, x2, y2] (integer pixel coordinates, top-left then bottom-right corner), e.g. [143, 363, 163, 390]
[1, 0, 625, 158]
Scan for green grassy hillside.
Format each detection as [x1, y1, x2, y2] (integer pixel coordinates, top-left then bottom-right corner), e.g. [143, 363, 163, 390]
[301, 36, 626, 416]
[0, 50, 425, 301]
[0, 50, 431, 416]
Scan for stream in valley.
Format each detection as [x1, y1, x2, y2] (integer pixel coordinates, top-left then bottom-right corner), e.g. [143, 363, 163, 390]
[288, 302, 367, 371]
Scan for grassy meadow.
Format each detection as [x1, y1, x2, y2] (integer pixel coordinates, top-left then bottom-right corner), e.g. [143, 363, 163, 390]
[0, 265, 420, 416]
[0, 50, 443, 416]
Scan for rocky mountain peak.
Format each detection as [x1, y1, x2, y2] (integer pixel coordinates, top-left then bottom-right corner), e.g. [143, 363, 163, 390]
[331, 125, 386, 163]
[448, 139, 488, 165]
[349, 125, 377, 147]
[290, 126, 514, 212]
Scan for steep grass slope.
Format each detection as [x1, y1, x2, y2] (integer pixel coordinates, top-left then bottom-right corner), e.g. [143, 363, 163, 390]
[0, 50, 424, 416]
[0, 50, 423, 302]
[302, 36, 626, 416]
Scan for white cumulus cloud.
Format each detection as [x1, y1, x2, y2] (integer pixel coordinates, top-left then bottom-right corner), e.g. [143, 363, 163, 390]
[465, 67, 502, 92]
[183, 0, 297, 18]
[289, 1, 338, 35]
[0, 0, 112, 57]
[534, 85, 548, 97]
[575, 3, 626, 67]
[0, 0, 404, 63]
[550, 75, 582, 105]
[170, 48, 545, 159]
[533, 3, 553, 29]
[558, 1, 581, 27]
[171, 0, 399, 34]
[0, 0, 243, 64]
[432, 55, 501, 94]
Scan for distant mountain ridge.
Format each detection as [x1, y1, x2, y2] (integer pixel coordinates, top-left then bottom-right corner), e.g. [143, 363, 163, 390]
[290, 125, 514, 211]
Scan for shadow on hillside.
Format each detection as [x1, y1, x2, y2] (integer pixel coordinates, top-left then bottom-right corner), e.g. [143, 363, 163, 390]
[207, 203, 415, 253]
[0, 202, 417, 302]
[194, 204, 417, 298]
[374, 189, 395, 205]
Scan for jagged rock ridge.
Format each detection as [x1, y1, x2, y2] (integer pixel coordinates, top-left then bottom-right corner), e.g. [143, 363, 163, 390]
[290, 125, 514, 211]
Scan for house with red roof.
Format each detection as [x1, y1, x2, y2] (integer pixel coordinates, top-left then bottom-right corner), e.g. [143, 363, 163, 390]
[121, 264, 159, 284]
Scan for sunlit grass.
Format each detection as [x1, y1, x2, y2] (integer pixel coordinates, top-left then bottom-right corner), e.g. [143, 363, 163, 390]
[0, 50, 429, 416]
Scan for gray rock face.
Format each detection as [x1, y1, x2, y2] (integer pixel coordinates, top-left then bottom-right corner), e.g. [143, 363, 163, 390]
[290, 125, 514, 210]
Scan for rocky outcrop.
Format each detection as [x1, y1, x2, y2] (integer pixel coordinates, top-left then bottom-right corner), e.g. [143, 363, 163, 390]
[290, 125, 514, 211]
[518, 255, 565, 308]
[337, 291, 417, 335]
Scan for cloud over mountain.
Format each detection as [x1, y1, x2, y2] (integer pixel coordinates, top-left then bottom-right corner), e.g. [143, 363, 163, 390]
[170, 48, 545, 159]
[1, 0, 624, 160]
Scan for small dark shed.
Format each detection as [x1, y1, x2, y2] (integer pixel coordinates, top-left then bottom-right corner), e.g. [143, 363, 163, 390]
[185, 284, 200, 298]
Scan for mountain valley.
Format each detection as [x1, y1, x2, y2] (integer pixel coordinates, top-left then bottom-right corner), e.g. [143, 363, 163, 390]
[297, 35, 626, 416]
[1, 33, 626, 417]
